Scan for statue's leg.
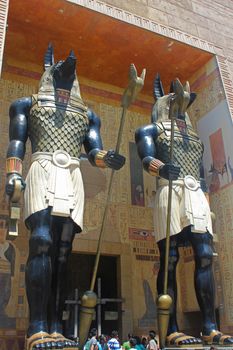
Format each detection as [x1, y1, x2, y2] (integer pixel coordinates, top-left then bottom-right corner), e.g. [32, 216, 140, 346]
[189, 232, 216, 334]
[25, 208, 57, 349]
[158, 230, 203, 347]
[49, 217, 79, 348]
[190, 231, 233, 346]
[157, 236, 179, 334]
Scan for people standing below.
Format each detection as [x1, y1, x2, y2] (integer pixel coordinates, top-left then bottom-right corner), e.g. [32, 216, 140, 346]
[98, 334, 109, 350]
[107, 331, 121, 350]
[122, 333, 133, 350]
[141, 336, 147, 349]
[134, 336, 145, 350]
[84, 328, 99, 350]
[129, 338, 137, 350]
[146, 331, 158, 350]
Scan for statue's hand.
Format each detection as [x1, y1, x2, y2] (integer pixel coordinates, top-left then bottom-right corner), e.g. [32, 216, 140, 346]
[159, 162, 180, 180]
[5, 174, 26, 198]
[104, 150, 126, 170]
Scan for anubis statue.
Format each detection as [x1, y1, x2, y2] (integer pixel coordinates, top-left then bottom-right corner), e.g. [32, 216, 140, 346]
[6, 44, 125, 350]
[135, 74, 233, 347]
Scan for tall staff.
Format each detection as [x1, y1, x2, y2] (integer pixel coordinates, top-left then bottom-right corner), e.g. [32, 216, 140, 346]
[90, 64, 146, 292]
[157, 94, 176, 350]
[79, 64, 146, 347]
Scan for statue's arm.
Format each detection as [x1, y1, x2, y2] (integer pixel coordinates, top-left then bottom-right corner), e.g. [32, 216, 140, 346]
[83, 109, 125, 170]
[135, 123, 159, 174]
[6, 97, 32, 196]
[135, 123, 180, 180]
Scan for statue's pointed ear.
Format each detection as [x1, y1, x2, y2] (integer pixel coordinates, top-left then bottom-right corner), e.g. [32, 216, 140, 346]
[44, 43, 54, 70]
[173, 78, 183, 95]
[183, 81, 190, 93]
[69, 50, 76, 60]
[153, 73, 164, 101]
[187, 92, 197, 108]
[129, 63, 137, 81]
[140, 68, 146, 81]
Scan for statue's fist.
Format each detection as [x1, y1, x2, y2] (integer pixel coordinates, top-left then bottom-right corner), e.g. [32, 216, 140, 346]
[159, 162, 180, 180]
[104, 150, 125, 170]
[5, 174, 26, 197]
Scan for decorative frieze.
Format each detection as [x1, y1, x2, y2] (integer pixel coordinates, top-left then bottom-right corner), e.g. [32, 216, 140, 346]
[217, 55, 233, 120]
[68, 0, 216, 53]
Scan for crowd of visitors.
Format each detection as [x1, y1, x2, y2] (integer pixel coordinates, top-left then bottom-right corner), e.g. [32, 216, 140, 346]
[84, 329, 159, 350]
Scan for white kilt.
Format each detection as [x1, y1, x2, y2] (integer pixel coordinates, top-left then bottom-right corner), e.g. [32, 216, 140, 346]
[153, 176, 213, 242]
[24, 151, 85, 230]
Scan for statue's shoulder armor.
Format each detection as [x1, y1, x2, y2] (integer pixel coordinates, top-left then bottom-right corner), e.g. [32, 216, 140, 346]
[186, 124, 201, 140]
[154, 119, 202, 144]
[153, 121, 165, 134]
[31, 93, 88, 117]
[31, 94, 38, 107]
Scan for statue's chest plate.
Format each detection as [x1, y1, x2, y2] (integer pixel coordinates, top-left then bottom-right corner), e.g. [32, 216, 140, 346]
[29, 98, 89, 157]
[156, 120, 204, 179]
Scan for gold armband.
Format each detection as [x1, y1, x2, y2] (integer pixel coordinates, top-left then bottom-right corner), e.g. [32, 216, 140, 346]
[6, 157, 23, 175]
[95, 150, 108, 168]
[148, 159, 164, 176]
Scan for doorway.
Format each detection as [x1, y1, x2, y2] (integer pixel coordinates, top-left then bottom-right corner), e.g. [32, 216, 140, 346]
[64, 253, 121, 338]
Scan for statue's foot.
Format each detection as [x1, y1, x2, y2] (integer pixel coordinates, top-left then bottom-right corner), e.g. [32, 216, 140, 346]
[167, 332, 203, 348]
[202, 330, 233, 346]
[25, 331, 57, 350]
[50, 332, 79, 349]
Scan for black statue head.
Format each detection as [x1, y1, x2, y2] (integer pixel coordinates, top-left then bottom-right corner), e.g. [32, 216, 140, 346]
[38, 44, 81, 100]
[169, 78, 196, 120]
[151, 73, 196, 123]
[44, 43, 77, 91]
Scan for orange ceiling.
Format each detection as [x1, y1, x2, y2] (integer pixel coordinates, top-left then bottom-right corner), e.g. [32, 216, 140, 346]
[3, 0, 213, 95]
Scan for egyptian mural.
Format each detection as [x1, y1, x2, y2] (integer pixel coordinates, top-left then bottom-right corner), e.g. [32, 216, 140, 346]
[198, 101, 233, 193]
